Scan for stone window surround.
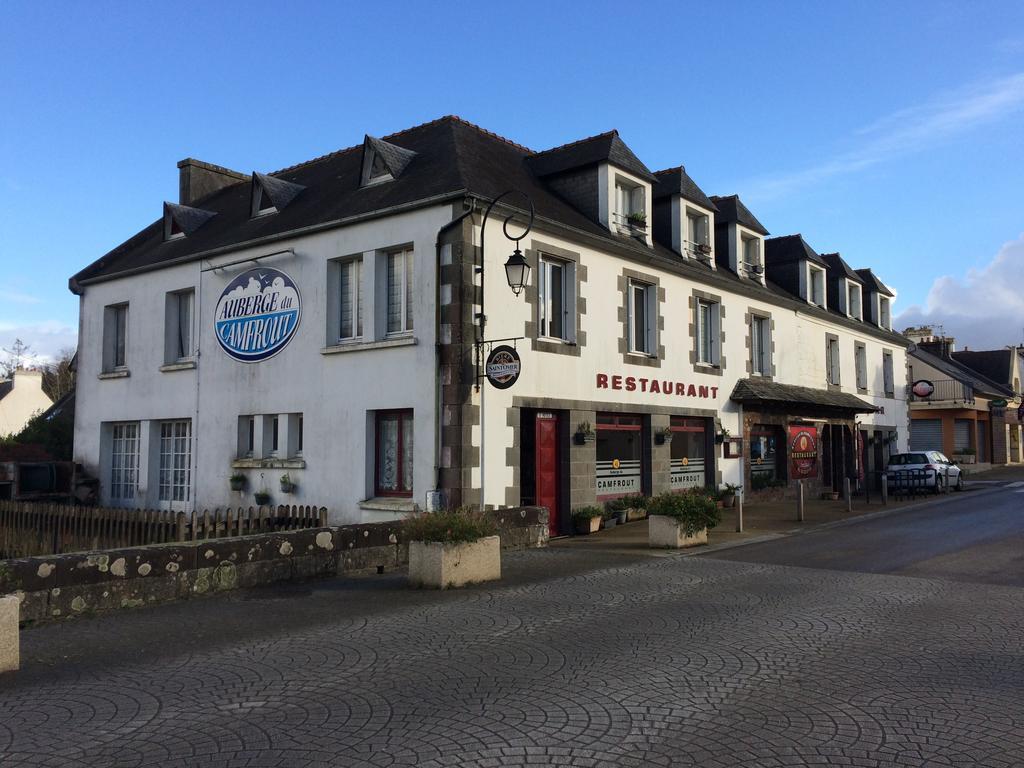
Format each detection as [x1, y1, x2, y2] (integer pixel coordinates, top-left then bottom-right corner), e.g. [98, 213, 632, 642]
[744, 307, 776, 380]
[524, 240, 587, 358]
[854, 341, 868, 394]
[617, 268, 666, 368]
[882, 348, 895, 398]
[689, 289, 726, 377]
[826, 332, 841, 392]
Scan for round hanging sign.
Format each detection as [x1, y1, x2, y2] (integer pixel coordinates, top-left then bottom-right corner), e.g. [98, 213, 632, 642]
[215, 267, 301, 363]
[485, 345, 521, 389]
[911, 379, 935, 398]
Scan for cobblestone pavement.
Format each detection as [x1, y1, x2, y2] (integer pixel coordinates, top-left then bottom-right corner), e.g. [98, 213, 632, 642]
[3, 546, 1024, 766]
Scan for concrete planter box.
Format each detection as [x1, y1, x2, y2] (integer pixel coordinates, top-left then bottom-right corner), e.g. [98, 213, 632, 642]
[574, 516, 601, 535]
[626, 507, 647, 522]
[0, 595, 18, 673]
[648, 515, 708, 549]
[408, 535, 501, 589]
[952, 454, 976, 465]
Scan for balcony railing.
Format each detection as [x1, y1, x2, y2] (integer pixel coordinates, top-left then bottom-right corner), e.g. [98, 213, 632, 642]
[684, 240, 713, 260]
[910, 378, 975, 404]
[613, 212, 647, 235]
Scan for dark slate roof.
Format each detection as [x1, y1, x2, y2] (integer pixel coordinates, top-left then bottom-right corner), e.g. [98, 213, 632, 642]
[951, 349, 1014, 387]
[765, 234, 827, 267]
[855, 268, 895, 297]
[820, 252, 863, 283]
[652, 166, 718, 210]
[0, 379, 12, 402]
[72, 117, 616, 287]
[730, 378, 878, 413]
[364, 135, 417, 178]
[253, 172, 305, 211]
[709, 195, 769, 236]
[910, 347, 1013, 397]
[525, 130, 657, 182]
[164, 202, 217, 236]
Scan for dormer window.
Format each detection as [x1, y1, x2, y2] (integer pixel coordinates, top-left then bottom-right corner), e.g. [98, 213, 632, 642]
[847, 282, 863, 320]
[250, 172, 305, 219]
[685, 208, 711, 259]
[741, 235, 763, 278]
[360, 135, 417, 187]
[162, 201, 216, 242]
[614, 178, 646, 235]
[253, 185, 277, 216]
[808, 265, 826, 307]
[167, 219, 185, 241]
[879, 296, 892, 330]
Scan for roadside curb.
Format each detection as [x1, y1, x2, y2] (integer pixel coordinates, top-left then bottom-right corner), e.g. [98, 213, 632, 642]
[681, 482, 1009, 559]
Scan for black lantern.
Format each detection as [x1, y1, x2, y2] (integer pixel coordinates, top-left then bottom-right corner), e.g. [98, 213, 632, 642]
[504, 248, 530, 296]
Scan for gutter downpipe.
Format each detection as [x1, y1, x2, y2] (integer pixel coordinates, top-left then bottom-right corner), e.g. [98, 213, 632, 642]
[434, 198, 477, 509]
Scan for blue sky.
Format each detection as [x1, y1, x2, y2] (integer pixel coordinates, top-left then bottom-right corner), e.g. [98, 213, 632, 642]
[2, 0, 1023, 362]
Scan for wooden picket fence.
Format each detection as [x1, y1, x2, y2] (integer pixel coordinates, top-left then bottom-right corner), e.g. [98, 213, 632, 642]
[0, 500, 328, 559]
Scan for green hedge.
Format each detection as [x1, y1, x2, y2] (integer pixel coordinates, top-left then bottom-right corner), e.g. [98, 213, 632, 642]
[403, 508, 497, 544]
[647, 490, 721, 536]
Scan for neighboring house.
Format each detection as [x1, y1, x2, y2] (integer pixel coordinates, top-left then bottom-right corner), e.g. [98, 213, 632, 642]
[69, 116, 910, 528]
[905, 330, 1014, 471]
[0, 369, 53, 437]
[951, 346, 1024, 463]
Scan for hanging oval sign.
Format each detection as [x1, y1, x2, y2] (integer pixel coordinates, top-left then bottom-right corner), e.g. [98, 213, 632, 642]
[911, 379, 935, 398]
[215, 267, 301, 363]
[485, 345, 521, 389]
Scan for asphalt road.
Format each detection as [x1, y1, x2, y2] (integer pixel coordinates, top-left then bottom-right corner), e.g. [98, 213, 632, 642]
[708, 481, 1024, 586]
[1, 485, 1023, 767]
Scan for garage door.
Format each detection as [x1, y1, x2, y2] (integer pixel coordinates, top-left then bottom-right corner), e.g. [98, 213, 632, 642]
[954, 419, 972, 452]
[910, 419, 942, 452]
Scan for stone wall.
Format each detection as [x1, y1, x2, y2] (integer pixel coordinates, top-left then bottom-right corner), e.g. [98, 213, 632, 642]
[1, 507, 548, 625]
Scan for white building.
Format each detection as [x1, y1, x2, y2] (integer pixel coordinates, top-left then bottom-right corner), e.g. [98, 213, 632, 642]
[0, 369, 53, 437]
[71, 117, 910, 530]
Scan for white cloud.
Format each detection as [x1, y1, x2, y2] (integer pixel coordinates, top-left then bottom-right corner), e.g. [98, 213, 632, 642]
[0, 290, 42, 305]
[742, 72, 1024, 199]
[894, 234, 1024, 349]
[0, 320, 77, 366]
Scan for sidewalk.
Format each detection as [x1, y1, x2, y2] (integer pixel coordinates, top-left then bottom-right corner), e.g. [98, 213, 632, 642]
[550, 490, 958, 557]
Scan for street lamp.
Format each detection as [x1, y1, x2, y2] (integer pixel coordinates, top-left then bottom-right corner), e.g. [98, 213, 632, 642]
[503, 248, 530, 296]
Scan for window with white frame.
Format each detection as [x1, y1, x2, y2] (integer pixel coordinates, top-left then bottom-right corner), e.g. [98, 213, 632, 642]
[253, 184, 276, 216]
[110, 422, 140, 501]
[826, 336, 841, 385]
[103, 303, 129, 371]
[628, 280, 655, 355]
[158, 420, 192, 503]
[686, 209, 710, 256]
[883, 351, 895, 396]
[809, 266, 826, 307]
[239, 415, 256, 458]
[855, 343, 867, 390]
[539, 256, 573, 341]
[267, 414, 280, 457]
[751, 315, 771, 376]
[164, 289, 194, 364]
[847, 282, 862, 320]
[386, 249, 414, 334]
[339, 257, 363, 341]
[696, 299, 721, 366]
[742, 236, 762, 275]
[879, 296, 892, 330]
[614, 179, 645, 230]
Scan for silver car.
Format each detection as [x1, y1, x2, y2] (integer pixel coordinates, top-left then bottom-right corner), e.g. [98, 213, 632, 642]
[886, 451, 964, 493]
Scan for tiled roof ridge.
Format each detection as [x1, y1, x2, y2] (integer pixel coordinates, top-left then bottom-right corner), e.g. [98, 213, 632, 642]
[653, 165, 685, 176]
[528, 129, 618, 158]
[272, 116, 532, 176]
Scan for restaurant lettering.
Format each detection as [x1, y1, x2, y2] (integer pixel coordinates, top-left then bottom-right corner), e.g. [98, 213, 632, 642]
[596, 373, 718, 399]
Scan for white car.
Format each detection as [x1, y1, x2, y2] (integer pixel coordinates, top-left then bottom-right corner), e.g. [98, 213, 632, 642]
[886, 451, 964, 493]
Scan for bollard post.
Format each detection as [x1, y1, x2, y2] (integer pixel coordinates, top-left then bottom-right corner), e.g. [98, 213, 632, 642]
[735, 492, 744, 533]
[844, 477, 852, 513]
[881, 473, 888, 506]
[797, 479, 805, 522]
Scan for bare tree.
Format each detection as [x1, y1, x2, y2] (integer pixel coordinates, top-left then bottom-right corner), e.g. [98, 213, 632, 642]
[42, 347, 77, 401]
[1, 338, 34, 378]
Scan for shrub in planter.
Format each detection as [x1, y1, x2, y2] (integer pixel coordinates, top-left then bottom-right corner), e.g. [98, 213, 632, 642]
[572, 506, 604, 535]
[254, 489, 272, 506]
[229, 473, 246, 492]
[605, 497, 630, 525]
[279, 473, 295, 493]
[647, 489, 721, 548]
[405, 508, 500, 589]
[718, 483, 741, 508]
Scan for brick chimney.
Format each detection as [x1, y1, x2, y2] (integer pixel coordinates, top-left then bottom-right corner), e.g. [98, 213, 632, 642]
[177, 158, 248, 206]
[916, 336, 956, 359]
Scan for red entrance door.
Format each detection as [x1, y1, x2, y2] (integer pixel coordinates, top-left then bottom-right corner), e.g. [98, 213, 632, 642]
[535, 413, 560, 536]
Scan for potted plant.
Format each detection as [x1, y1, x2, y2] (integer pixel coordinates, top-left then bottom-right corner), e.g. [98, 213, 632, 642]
[279, 473, 295, 493]
[602, 507, 617, 528]
[626, 211, 647, 229]
[574, 421, 596, 445]
[229, 473, 246, 492]
[572, 506, 603, 535]
[654, 426, 673, 445]
[254, 489, 272, 506]
[606, 497, 630, 525]
[719, 483, 741, 508]
[620, 493, 648, 521]
[647, 489, 721, 549]
[716, 425, 730, 445]
[405, 507, 500, 588]
[952, 447, 977, 464]
[697, 243, 712, 255]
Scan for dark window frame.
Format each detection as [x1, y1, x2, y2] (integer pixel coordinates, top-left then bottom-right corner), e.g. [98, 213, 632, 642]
[375, 409, 413, 497]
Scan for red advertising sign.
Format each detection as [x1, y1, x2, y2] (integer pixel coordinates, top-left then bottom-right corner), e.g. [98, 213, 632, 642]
[788, 425, 819, 480]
